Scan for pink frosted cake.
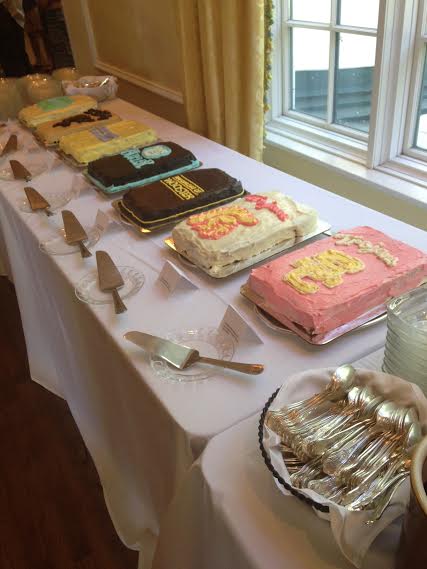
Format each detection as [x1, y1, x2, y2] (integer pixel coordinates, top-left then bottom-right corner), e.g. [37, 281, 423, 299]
[247, 226, 427, 336]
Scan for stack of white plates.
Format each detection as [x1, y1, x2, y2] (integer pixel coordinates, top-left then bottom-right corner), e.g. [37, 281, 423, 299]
[383, 284, 427, 394]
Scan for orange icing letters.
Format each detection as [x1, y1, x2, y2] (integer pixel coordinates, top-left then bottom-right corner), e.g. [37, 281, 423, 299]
[187, 206, 259, 240]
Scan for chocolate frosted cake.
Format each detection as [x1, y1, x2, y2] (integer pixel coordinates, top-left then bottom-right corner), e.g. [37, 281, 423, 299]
[35, 108, 121, 145]
[118, 168, 245, 231]
[87, 141, 201, 194]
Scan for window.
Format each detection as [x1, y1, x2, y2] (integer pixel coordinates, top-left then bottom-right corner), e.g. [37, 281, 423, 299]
[268, 0, 427, 187]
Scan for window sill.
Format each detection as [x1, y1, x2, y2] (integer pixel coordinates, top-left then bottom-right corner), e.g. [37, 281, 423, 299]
[265, 127, 427, 213]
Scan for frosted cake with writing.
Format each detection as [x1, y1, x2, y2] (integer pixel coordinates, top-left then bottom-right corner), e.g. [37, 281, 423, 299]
[19, 95, 96, 128]
[118, 168, 245, 230]
[58, 120, 157, 164]
[35, 108, 121, 145]
[247, 226, 427, 335]
[87, 141, 200, 194]
[172, 192, 318, 276]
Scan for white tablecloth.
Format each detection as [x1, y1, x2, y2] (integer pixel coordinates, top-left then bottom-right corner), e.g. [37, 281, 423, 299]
[0, 100, 425, 567]
[152, 350, 397, 569]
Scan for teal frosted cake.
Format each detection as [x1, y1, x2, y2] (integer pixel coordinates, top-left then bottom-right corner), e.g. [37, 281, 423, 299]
[86, 142, 200, 194]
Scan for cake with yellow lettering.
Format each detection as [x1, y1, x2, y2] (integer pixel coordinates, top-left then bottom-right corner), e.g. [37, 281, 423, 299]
[118, 168, 245, 231]
[34, 108, 121, 146]
[58, 120, 157, 165]
[19, 95, 96, 128]
[172, 192, 317, 276]
[247, 226, 427, 336]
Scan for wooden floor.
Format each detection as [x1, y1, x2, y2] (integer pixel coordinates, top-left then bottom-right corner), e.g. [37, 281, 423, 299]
[0, 277, 138, 569]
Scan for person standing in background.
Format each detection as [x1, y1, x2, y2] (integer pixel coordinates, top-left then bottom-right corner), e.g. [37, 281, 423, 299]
[37, 0, 74, 69]
[23, 0, 53, 72]
[0, 0, 32, 76]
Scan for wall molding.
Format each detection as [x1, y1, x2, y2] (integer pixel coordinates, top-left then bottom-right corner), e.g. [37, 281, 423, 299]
[78, 0, 184, 105]
[95, 59, 184, 105]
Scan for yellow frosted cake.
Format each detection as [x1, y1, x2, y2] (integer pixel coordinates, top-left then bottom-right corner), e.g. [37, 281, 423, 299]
[18, 95, 96, 128]
[58, 120, 157, 164]
[35, 108, 121, 146]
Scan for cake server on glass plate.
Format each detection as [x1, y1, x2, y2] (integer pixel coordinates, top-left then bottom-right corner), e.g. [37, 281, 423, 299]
[124, 331, 264, 375]
[96, 250, 127, 314]
[0, 134, 17, 157]
[24, 186, 53, 216]
[10, 159, 32, 181]
[62, 210, 92, 258]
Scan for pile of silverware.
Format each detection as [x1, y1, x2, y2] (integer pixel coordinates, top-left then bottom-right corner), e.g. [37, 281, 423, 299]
[266, 365, 422, 523]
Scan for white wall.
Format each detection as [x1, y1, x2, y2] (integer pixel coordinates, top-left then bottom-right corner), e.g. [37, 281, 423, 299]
[62, 0, 186, 126]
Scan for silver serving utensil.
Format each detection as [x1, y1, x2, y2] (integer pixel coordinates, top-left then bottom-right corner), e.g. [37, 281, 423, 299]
[10, 159, 31, 181]
[96, 251, 127, 314]
[124, 331, 264, 375]
[61, 210, 91, 258]
[24, 186, 53, 216]
[0, 134, 17, 156]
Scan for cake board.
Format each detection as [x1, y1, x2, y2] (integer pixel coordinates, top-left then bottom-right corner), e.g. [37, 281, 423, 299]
[240, 284, 388, 345]
[164, 218, 332, 279]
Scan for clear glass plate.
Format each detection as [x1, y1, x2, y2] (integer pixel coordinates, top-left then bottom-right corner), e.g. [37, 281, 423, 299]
[150, 327, 235, 382]
[18, 190, 75, 213]
[75, 266, 145, 305]
[0, 150, 53, 181]
[39, 225, 101, 255]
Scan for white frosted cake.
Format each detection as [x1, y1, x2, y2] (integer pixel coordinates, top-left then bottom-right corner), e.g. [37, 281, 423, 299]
[172, 192, 318, 277]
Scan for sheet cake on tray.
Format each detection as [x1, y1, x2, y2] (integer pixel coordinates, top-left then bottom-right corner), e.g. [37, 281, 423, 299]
[34, 108, 121, 146]
[244, 226, 427, 342]
[86, 141, 201, 194]
[115, 168, 245, 232]
[171, 192, 318, 277]
[58, 120, 157, 165]
[19, 95, 97, 128]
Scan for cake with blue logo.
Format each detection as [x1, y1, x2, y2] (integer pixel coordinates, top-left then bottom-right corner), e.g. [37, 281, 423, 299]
[86, 141, 201, 194]
[58, 120, 157, 165]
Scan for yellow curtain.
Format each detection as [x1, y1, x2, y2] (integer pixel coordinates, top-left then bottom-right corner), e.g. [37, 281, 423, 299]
[177, 0, 266, 161]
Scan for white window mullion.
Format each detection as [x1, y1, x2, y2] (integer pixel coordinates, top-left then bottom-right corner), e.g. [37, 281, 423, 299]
[327, 0, 338, 125]
[267, 0, 284, 122]
[403, 39, 427, 154]
[366, 0, 396, 168]
[367, 0, 420, 169]
[403, 22, 427, 155]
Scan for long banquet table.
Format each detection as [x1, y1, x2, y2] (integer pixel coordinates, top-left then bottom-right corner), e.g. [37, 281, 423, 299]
[0, 99, 426, 568]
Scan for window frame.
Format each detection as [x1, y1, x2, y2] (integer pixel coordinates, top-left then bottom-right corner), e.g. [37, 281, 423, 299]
[267, 0, 427, 189]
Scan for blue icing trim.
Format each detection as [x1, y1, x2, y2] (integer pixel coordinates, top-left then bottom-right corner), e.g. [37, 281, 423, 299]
[88, 159, 201, 194]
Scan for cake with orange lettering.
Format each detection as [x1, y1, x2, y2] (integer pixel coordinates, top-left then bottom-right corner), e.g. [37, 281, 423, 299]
[118, 168, 245, 230]
[247, 226, 427, 336]
[172, 191, 318, 276]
